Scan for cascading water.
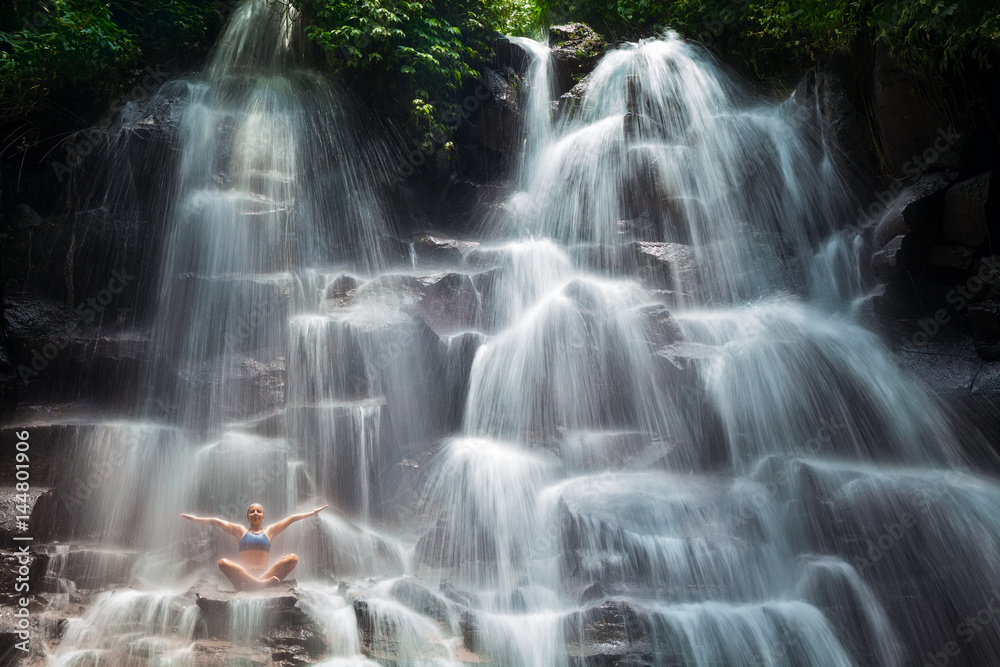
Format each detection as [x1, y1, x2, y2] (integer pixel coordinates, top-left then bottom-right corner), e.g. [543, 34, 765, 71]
[34, 6, 1000, 666]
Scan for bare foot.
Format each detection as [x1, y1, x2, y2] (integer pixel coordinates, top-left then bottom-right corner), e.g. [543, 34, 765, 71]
[264, 576, 281, 587]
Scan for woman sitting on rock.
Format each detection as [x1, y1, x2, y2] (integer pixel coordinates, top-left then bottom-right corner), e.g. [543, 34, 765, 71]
[181, 503, 327, 590]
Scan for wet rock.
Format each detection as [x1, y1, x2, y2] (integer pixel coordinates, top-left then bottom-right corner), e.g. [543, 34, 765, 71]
[790, 51, 877, 188]
[870, 172, 951, 249]
[389, 578, 450, 625]
[127, 638, 169, 658]
[464, 248, 507, 271]
[353, 597, 406, 659]
[943, 171, 999, 247]
[579, 582, 605, 603]
[460, 609, 480, 653]
[194, 585, 325, 655]
[627, 242, 699, 294]
[417, 273, 482, 335]
[414, 519, 497, 570]
[0, 487, 55, 547]
[440, 331, 484, 430]
[324, 274, 359, 302]
[855, 283, 893, 332]
[439, 581, 480, 608]
[3, 296, 88, 341]
[263, 621, 327, 662]
[177, 354, 286, 425]
[563, 600, 653, 665]
[190, 640, 271, 665]
[269, 641, 312, 665]
[970, 301, 1000, 361]
[794, 558, 899, 667]
[549, 24, 607, 96]
[0, 547, 48, 606]
[496, 36, 530, 72]
[46, 547, 135, 590]
[557, 71, 594, 120]
[871, 235, 905, 283]
[896, 336, 984, 398]
[470, 68, 521, 158]
[636, 305, 682, 349]
[409, 236, 480, 268]
[0, 422, 81, 489]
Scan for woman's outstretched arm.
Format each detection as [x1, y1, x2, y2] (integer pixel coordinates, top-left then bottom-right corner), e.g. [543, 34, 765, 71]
[180, 513, 245, 539]
[265, 505, 328, 539]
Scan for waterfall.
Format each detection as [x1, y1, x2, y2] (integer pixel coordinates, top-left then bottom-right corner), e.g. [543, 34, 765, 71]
[40, 9, 1000, 667]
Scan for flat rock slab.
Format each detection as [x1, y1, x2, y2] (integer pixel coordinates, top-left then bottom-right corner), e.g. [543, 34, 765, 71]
[192, 582, 327, 659]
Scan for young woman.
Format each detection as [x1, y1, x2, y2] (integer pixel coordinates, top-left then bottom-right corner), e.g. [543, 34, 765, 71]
[181, 503, 328, 590]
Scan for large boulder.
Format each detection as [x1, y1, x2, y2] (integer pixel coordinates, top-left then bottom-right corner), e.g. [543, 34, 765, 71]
[193, 584, 327, 659]
[417, 273, 482, 336]
[549, 24, 607, 97]
[563, 600, 654, 666]
[869, 172, 951, 249]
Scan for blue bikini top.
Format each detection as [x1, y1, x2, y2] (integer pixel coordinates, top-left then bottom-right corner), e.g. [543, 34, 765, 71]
[239, 530, 271, 553]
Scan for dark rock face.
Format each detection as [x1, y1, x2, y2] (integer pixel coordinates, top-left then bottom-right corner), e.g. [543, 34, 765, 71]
[557, 72, 594, 120]
[549, 24, 607, 97]
[626, 242, 700, 296]
[790, 50, 878, 191]
[409, 236, 480, 269]
[470, 68, 521, 158]
[194, 586, 327, 661]
[417, 273, 482, 336]
[635, 304, 682, 350]
[870, 172, 951, 250]
[872, 45, 961, 179]
[970, 301, 1000, 361]
[3, 295, 150, 407]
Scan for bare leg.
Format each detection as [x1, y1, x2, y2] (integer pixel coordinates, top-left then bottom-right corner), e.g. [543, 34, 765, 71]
[260, 553, 298, 584]
[218, 558, 271, 591]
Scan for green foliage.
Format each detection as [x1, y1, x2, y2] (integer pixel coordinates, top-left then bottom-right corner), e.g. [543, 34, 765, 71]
[872, 1, 1000, 72]
[740, 1, 999, 73]
[0, 0, 222, 97]
[299, 0, 537, 145]
[110, 0, 223, 62]
[535, 0, 999, 75]
[0, 1, 140, 97]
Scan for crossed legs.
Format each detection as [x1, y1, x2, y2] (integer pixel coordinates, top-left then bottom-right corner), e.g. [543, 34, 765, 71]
[218, 554, 299, 591]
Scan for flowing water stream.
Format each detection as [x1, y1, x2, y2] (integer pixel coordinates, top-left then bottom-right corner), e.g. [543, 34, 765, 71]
[37, 2, 1000, 666]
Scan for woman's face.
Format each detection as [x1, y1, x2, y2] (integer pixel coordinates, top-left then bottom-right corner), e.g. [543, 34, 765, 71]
[247, 504, 264, 529]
